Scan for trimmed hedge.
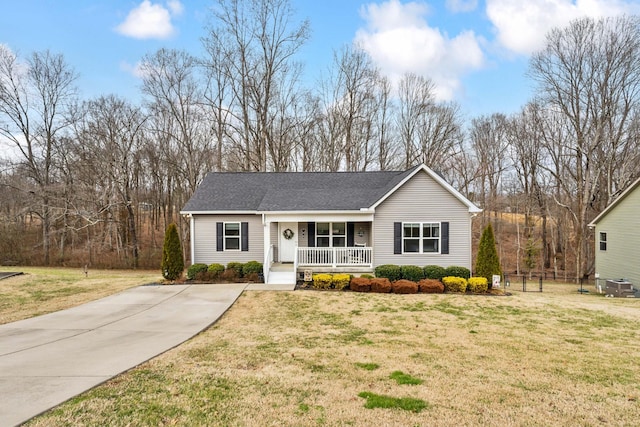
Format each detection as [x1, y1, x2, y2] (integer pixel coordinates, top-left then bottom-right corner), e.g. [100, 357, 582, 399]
[444, 266, 471, 279]
[418, 279, 444, 293]
[312, 273, 333, 290]
[187, 263, 208, 280]
[226, 262, 244, 277]
[332, 274, 351, 290]
[392, 279, 419, 294]
[467, 277, 489, 293]
[242, 260, 263, 276]
[374, 264, 402, 282]
[401, 265, 424, 282]
[360, 273, 374, 279]
[207, 263, 225, 277]
[350, 277, 371, 292]
[423, 265, 446, 280]
[443, 276, 468, 293]
[370, 277, 392, 293]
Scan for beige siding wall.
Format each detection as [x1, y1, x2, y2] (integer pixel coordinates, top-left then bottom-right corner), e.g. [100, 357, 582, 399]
[373, 170, 472, 268]
[193, 214, 264, 265]
[595, 187, 640, 286]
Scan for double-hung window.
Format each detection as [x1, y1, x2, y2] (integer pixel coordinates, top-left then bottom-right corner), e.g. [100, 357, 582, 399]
[599, 232, 607, 251]
[403, 222, 440, 253]
[224, 222, 241, 250]
[316, 222, 346, 247]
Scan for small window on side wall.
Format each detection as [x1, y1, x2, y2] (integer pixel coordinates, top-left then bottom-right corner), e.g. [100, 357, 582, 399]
[599, 232, 607, 251]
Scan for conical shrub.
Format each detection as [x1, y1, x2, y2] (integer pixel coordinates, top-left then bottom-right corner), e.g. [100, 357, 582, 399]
[475, 223, 501, 289]
[161, 223, 184, 281]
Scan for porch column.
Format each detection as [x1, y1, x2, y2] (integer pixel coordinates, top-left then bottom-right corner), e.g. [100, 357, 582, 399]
[263, 215, 271, 280]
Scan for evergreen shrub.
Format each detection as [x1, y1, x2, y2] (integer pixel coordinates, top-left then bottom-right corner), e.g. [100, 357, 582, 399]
[374, 264, 402, 282]
[442, 276, 468, 293]
[444, 266, 471, 279]
[467, 277, 489, 293]
[401, 265, 424, 282]
[423, 265, 446, 280]
[161, 223, 184, 281]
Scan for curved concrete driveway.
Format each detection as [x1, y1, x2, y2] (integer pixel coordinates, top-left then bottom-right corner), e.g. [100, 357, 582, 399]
[0, 283, 247, 426]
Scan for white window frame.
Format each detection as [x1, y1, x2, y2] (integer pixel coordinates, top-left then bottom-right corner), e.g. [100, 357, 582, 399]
[402, 222, 441, 254]
[316, 222, 346, 248]
[223, 222, 241, 251]
[599, 232, 607, 251]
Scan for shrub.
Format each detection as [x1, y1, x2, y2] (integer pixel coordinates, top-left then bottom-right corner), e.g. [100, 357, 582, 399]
[161, 223, 184, 281]
[418, 279, 444, 293]
[313, 273, 333, 290]
[423, 265, 446, 280]
[226, 262, 245, 277]
[220, 268, 240, 282]
[475, 223, 502, 288]
[187, 263, 208, 280]
[360, 273, 374, 279]
[370, 277, 392, 293]
[392, 279, 419, 294]
[444, 266, 471, 279]
[207, 263, 225, 278]
[467, 277, 489, 293]
[374, 264, 402, 282]
[332, 273, 351, 290]
[350, 277, 371, 292]
[401, 265, 424, 282]
[442, 276, 468, 293]
[242, 260, 263, 276]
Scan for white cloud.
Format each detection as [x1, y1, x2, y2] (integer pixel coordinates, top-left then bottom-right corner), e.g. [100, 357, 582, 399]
[446, 0, 478, 13]
[115, 0, 183, 39]
[355, 0, 484, 101]
[486, 0, 640, 55]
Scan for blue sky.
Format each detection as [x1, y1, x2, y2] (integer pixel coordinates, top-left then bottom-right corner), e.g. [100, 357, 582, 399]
[2, 0, 640, 119]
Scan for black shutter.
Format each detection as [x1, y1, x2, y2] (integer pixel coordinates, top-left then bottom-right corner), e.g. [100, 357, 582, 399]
[308, 222, 315, 247]
[216, 222, 223, 251]
[347, 222, 355, 247]
[394, 222, 402, 254]
[441, 222, 449, 254]
[241, 222, 249, 251]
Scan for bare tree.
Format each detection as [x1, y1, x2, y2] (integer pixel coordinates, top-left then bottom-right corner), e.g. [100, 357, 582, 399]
[202, 0, 310, 171]
[0, 48, 78, 264]
[529, 15, 640, 279]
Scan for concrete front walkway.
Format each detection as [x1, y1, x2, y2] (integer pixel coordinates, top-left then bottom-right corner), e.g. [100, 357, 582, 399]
[0, 283, 248, 426]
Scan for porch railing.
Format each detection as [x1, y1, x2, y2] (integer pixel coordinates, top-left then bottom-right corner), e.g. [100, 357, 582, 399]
[297, 247, 372, 268]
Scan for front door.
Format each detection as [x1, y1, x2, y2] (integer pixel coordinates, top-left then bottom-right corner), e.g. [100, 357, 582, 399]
[279, 222, 298, 262]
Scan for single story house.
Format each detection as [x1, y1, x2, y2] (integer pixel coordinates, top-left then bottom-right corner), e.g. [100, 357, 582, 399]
[181, 164, 481, 285]
[589, 176, 640, 287]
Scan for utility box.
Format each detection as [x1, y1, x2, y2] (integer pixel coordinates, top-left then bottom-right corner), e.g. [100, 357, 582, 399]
[605, 279, 636, 298]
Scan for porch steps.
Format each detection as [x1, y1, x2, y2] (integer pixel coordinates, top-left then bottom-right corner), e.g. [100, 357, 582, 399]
[266, 270, 296, 286]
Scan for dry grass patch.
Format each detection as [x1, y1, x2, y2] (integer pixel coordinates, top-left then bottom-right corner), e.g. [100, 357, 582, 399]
[27, 286, 640, 426]
[0, 267, 161, 324]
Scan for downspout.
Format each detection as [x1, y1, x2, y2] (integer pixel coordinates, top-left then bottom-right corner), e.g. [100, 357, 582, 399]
[470, 212, 478, 272]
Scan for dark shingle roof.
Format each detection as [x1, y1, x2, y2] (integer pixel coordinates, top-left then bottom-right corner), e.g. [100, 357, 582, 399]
[181, 167, 417, 212]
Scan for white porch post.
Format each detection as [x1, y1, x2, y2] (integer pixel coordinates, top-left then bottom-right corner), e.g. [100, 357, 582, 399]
[263, 214, 270, 281]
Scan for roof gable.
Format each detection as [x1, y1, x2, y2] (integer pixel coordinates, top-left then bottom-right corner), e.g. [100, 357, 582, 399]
[589, 176, 640, 227]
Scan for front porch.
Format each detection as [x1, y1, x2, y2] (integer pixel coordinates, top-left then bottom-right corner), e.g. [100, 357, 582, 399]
[262, 216, 375, 285]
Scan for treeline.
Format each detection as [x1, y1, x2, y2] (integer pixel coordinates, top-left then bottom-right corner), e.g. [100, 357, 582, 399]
[1, 0, 640, 279]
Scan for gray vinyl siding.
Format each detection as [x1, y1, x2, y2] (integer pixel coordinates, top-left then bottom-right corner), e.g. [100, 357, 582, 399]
[192, 214, 264, 265]
[594, 186, 640, 286]
[373, 170, 472, 268]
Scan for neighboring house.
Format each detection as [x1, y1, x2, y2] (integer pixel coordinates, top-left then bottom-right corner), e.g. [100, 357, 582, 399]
[589, 176, 640, 287]
[181, 164, 481, 285]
